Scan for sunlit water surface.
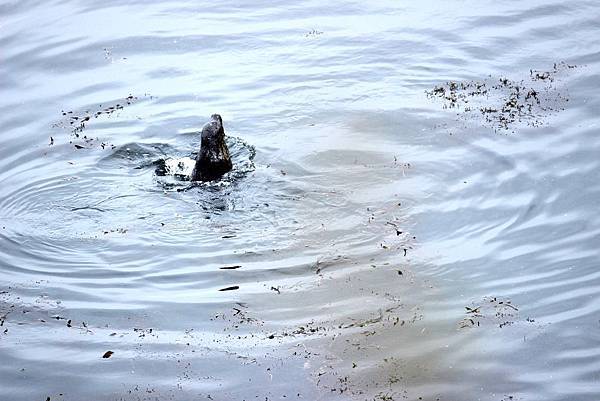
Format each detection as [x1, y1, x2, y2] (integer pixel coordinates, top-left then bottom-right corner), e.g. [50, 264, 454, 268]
[1, 1, 599, 400]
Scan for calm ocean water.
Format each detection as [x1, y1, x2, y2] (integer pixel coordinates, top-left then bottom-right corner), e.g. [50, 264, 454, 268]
[1, 1, 599, 400]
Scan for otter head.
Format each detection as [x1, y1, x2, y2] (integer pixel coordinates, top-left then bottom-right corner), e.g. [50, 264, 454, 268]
[191, 114, 233, 181]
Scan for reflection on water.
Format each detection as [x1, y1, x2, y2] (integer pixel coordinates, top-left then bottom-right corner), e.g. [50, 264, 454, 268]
[1, 0, 600, 400]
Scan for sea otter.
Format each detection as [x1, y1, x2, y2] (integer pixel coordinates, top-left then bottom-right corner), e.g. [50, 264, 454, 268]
[191, 114, 232, 181]
[153, 114, 233, 181]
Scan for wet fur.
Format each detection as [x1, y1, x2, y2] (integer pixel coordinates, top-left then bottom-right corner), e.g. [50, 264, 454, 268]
[191, 114, 233, 181]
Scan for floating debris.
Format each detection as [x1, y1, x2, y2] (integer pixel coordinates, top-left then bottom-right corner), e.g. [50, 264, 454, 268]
[102, 228, 128, 235]
[54, 94, 149, 150]
[459, 296, 528, 329]
[427, 62, 578, 132]
[218, 286, 240, 292]
[219, 265, 242, 270]
[305, 29, 323, 37]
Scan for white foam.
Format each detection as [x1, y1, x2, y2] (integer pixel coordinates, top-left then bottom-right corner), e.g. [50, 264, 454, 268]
[164, 157, 195, 178]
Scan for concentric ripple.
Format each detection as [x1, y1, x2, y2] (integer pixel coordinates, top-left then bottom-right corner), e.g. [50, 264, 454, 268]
[1, 1, 599, 401]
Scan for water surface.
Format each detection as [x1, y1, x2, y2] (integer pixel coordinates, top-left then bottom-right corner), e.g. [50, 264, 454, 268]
[1, 1, 600, 400]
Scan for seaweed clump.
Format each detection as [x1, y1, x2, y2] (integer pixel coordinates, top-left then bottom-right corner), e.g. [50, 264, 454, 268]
[427, 62, 578, 132]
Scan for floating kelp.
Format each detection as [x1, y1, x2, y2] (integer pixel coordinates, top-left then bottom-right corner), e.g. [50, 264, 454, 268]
[427, 62, 578, 132]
